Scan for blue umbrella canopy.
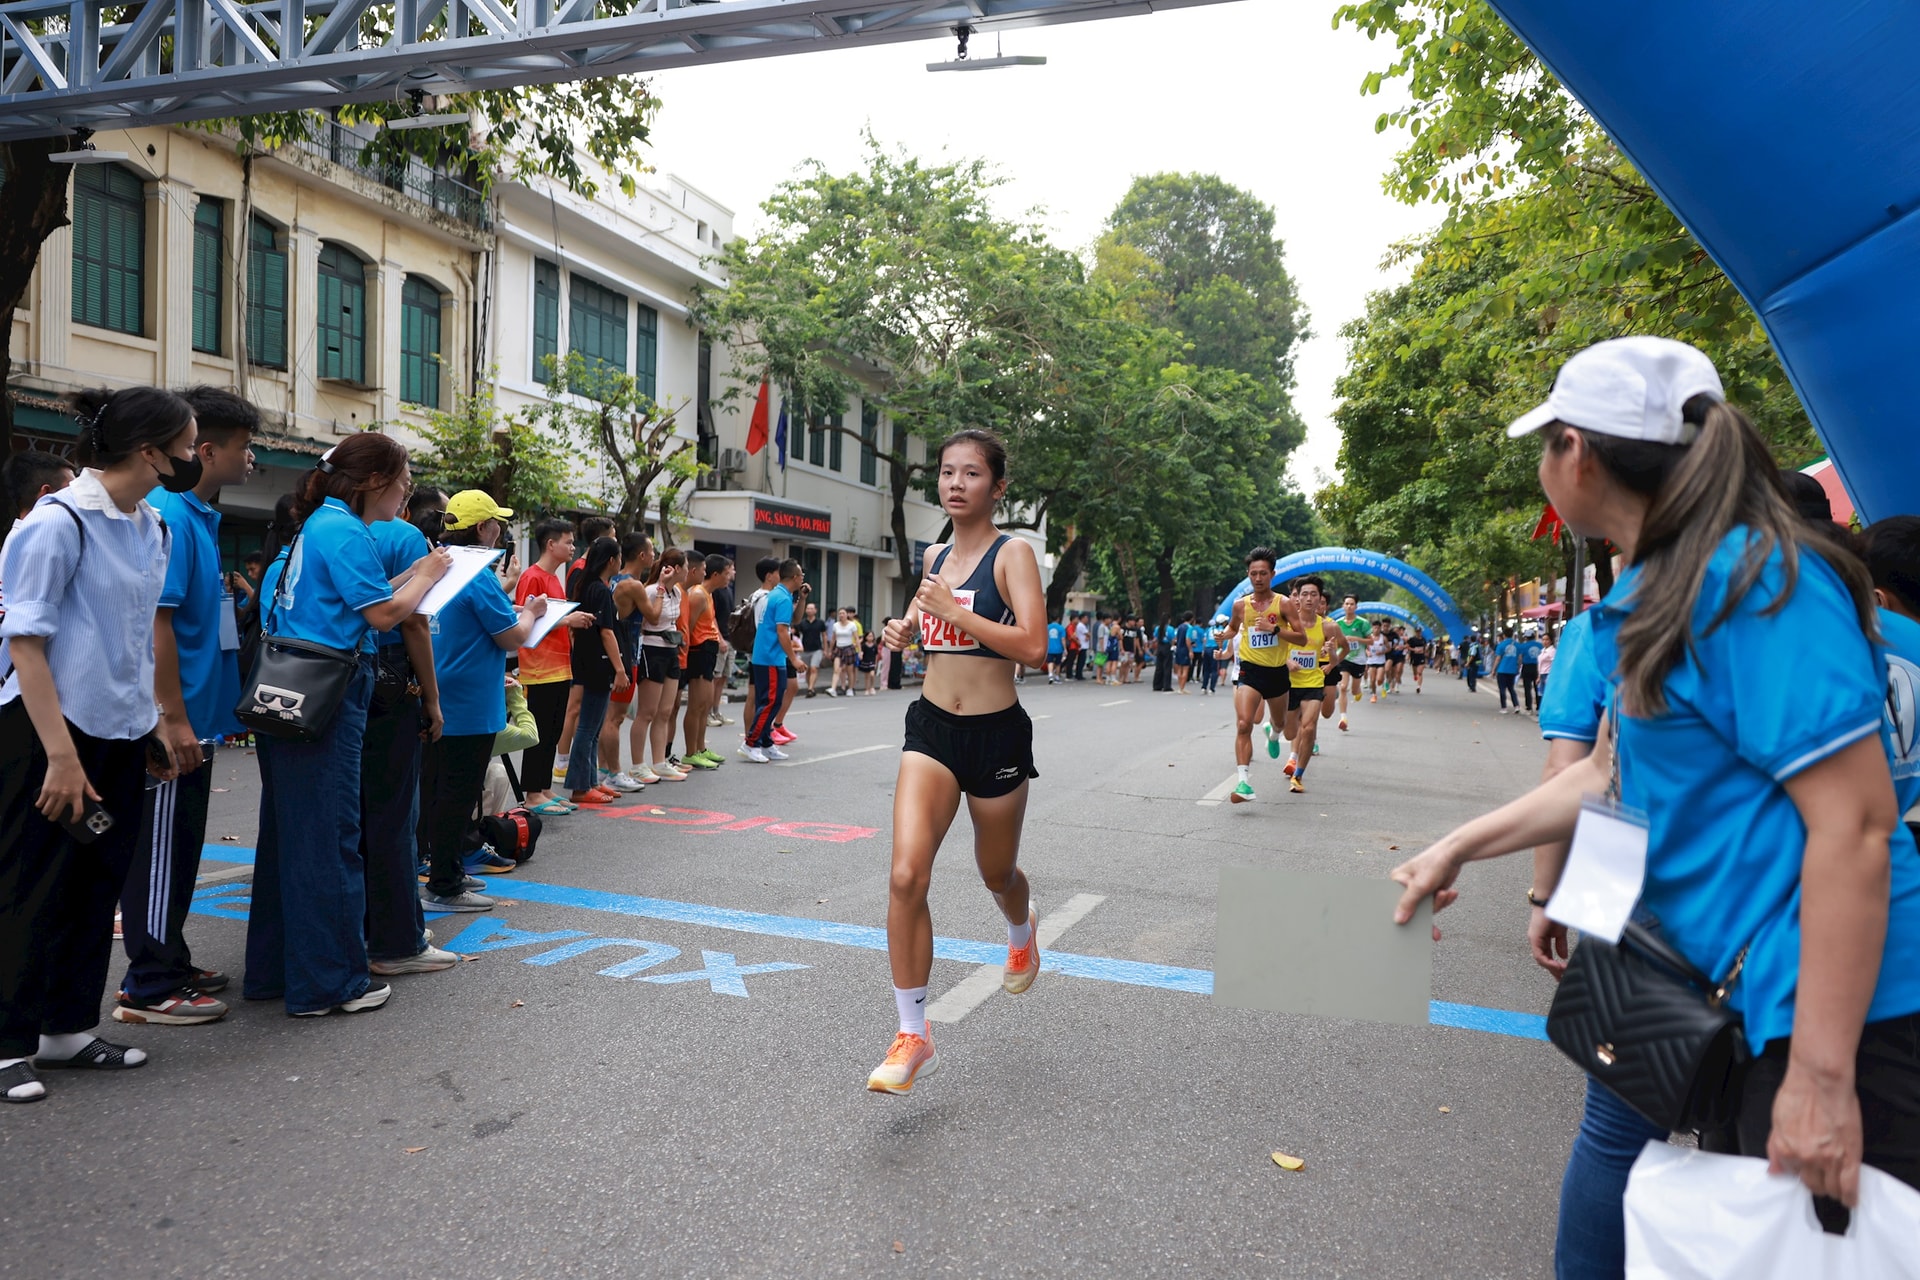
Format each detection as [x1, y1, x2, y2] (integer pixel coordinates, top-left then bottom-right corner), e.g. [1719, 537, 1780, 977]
[1487, 0, 1920, 521]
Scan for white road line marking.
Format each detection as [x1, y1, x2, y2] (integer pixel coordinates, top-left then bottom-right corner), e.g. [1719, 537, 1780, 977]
[1099, 698, 1132, 707]
[1196, 773, 1240, 807]
[195, 863, 254, 887]
[926, 892, 1105, 1024]
[1032, 714, 1052, 720]
[772, 743, 894, 767]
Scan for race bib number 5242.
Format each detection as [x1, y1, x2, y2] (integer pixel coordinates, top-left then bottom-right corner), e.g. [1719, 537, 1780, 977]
[921, 588, 979, 651]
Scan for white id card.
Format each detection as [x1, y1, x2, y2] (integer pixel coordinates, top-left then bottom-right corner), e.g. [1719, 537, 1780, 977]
[218, 593, 241, 651]
[1546, 795, 1649, 943]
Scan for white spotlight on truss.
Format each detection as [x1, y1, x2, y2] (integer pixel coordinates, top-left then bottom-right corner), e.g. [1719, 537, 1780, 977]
[927, 25, 1045, 73]
[50, 131, 127, 163]
[384, 111, 471, 131]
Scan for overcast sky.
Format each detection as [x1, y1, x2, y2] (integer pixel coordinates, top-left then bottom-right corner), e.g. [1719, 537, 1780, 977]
[645, 1, 1431, 495]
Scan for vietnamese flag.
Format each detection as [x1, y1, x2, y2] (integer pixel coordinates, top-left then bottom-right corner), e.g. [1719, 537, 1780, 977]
[745, 380, 770, 456]
[1530, 503, 1564, 543]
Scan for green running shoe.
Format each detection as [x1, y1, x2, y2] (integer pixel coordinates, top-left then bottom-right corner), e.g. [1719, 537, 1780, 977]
[1230, 779, 1256, 804]
[1265, 723, 1280, 759]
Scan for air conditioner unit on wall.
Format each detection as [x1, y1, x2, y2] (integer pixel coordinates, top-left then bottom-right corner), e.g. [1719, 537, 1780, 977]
[695, 469, 723, 490]
[720, 448, 748, 474]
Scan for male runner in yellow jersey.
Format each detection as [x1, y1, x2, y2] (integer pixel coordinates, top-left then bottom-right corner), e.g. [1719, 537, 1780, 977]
[1279, 577, 1346, 792]
[1220, 548, 1307, 804]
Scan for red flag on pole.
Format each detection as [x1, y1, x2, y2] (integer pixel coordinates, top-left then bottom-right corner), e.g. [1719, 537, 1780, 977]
[744, 381, 770, 456]
[1530, 503, 1564, 543]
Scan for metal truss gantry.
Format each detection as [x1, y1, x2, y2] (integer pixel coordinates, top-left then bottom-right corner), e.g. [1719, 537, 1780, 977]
[0, 0, 1240, 141]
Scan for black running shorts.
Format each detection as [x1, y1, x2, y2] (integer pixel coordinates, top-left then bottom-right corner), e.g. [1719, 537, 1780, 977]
[639, 645, 681, 684]
[903, 698, 1038, 798]
[1288, 685, 1328, 709]
[1337, 660, 1366, 681]
[685, 639, 719, 681]
[1236, 662, 1290, 701]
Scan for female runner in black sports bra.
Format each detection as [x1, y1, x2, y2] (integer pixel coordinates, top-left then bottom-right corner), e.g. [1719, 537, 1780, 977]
[867, 428, 1049, 1095]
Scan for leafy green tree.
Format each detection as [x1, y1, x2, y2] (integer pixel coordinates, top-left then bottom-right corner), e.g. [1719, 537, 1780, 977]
[401, 375, 581, 518]
[527, 353, 704, 542]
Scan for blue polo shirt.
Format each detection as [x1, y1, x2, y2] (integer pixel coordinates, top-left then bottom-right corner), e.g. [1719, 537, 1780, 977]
[1538, 613, 1608, 744]
[1877, 607, 1920, 815]
[1520, 638, 1544, 667]
[369, 519, 429, 648]
[1493, 638, 1521, 674]
[429, 573, 519, 736]
[149, 487, 242, 741]
[1047, 622, 1065, 656]
[258, 498, 393, 654]
[1590, 530, 1920, 1052]
[752, 585, 794, 666]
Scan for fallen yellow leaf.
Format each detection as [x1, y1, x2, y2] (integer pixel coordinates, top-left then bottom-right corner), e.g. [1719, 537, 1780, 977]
[403, 1146, 427, 1154]
[1439, 1106, 1452, 1114]
[1271, 1152, 1305, 1171]
[510, 1000, 525, 1009]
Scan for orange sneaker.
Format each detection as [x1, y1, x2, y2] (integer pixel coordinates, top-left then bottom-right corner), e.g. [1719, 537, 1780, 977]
[1003, 908, 1040, 994]
[866, 1031, 937, 1094]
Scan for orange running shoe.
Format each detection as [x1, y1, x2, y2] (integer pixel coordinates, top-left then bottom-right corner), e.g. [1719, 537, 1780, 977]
[866, 1031, 937, 1094]
[1003, 908, 1040, 995]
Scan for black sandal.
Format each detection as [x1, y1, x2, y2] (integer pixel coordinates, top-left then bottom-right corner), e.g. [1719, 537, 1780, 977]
[0, 1059, 46, 1102]
[34, 1037, 146, 1071]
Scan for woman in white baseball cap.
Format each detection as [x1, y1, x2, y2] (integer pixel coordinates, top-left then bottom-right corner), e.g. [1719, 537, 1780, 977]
[1391, 336, 1920, 1274]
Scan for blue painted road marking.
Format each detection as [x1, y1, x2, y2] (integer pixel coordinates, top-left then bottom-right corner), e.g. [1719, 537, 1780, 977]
[638, 950, 810, 997]
[196, 846, 1548, 1040]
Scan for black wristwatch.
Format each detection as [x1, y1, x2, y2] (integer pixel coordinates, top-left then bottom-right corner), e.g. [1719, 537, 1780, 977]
[1526, 888, 1551, 909]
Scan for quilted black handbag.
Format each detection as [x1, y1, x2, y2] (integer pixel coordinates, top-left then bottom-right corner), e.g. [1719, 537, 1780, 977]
[1547, 921, 1751, 1132]
[234, 531, 360, 743]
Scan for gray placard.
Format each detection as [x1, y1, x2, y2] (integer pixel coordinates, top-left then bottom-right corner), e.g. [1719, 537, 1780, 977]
[1213, 867, 1432, 1027]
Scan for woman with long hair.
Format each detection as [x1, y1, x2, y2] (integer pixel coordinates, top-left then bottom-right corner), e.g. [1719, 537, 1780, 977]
[633, 548, 687, 782]
[564, 536, 629, 804]
[242, 433, 450, 1019]
[868, 429, 1049, 1095]
[1390, 338, 1920, 1275]
[0, 387, 197, 1100]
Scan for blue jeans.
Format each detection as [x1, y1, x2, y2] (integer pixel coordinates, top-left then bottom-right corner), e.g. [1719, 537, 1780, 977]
[565, 684, 612, 792]
[1556, 1077, 1670, 1280]
[244, 658, 376, 1014]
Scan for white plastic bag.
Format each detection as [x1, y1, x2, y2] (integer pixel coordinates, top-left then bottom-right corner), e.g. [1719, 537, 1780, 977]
[1624, 1142, 1920, 1278]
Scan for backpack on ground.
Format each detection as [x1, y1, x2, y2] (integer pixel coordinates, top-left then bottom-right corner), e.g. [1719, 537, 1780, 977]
[478, 806, 543, 865]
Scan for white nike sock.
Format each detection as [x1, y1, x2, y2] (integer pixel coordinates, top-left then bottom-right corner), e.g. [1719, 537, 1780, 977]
[1238, 764, 1249, 783]
[1008, 915, 1033, 948]
[894, 986, 928, 1037]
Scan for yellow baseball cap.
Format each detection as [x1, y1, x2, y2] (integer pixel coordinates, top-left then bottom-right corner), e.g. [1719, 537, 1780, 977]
[443, 489, 514, 530]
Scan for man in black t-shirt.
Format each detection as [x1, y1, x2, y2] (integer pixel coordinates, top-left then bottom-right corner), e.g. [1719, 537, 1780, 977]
[795, 601, 830, 697]
[706, 560, 737, 727]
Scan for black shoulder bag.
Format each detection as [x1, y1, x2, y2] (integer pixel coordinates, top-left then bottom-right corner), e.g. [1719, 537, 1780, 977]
[1545, 705, 1752, 1132]
[234, 531, 361, 743]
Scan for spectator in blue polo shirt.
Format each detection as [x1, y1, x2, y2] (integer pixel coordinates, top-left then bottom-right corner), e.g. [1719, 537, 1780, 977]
[418, 490, 548, 915]
[1518, 629, 1544, 714]
[1045, 616, 1065, 683]
[242, 433, 450, 1020]
[1491, 625, 1522, 712]
[1394, 338, 1920, 1265]
[745, 559, 801, 761]
[113, 387, 258, 1028]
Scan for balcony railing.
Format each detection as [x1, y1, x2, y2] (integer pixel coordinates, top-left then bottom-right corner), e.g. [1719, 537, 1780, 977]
[288, 119, 491, 231]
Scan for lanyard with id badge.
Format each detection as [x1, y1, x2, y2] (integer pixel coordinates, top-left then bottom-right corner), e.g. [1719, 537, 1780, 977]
[1546, 699, 1647, 944]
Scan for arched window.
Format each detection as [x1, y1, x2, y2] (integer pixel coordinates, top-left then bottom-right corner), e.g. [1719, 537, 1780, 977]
[72, 163, 145, 335]
[316, 243, 367, 384]
[400, 276, 444, 408]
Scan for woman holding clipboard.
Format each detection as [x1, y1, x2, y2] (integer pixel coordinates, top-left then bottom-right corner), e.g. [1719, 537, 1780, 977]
[868, 430, 1050, 1096]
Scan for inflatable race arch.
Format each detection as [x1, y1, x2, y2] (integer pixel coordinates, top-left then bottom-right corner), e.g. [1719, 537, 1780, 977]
[1213, 547, 1470, 640]
[1354, 602, 1432, 640]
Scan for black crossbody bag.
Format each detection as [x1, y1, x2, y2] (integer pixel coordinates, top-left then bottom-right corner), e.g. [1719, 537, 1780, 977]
[1545, 706, 1752, 1132]
[234, 530, 360, 743]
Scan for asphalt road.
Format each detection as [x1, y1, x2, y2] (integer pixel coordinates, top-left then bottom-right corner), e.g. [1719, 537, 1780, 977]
[1, 668, 1584, 1279]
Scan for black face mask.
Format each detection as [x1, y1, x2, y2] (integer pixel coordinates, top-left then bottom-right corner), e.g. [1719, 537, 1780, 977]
[153, 450, 203, 494]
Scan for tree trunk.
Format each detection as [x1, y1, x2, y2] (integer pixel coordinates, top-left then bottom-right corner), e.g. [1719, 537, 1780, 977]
[0, 140, 74, 545]
[889, 449, 913, 584]
[1153, 545, 1175, 623]
[1045, 531, 1091, 623]
[1114, 542, 1144, 616]
[1587, 537, 1615, 599]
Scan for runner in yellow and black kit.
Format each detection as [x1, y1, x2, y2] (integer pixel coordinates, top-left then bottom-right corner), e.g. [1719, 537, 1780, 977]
[1221, 548, 1306, 804]
[1279, 576, 1345, 793]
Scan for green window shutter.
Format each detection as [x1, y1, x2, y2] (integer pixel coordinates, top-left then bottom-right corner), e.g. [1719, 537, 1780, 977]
[246, 217, 288, 369]
[859, 404, 878, 485]
[802, 548, 823, 601]
[824, 552, 840, 612]
[809, 408, 828, 467]
[192, 199, 223, 354]
[71, 165, 144, 335]
[317, 244, 366, 384]
[533, 259, 559, 383]
[858, 556, 873, 626]
[829, 406, 844, 472]
[400, 276, 442, 408]
[633, 302, 658, 402]
[568, 273, 629, 401]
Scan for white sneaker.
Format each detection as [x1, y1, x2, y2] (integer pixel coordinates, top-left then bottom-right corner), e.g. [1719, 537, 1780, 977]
[603, 771, 646, 793]
[707, 710, 727, 728]
[630, 764, 660, 784]
[652, 762, 688, 781]
[764, 745, 790, 761]
[744, 746, 770, 763]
